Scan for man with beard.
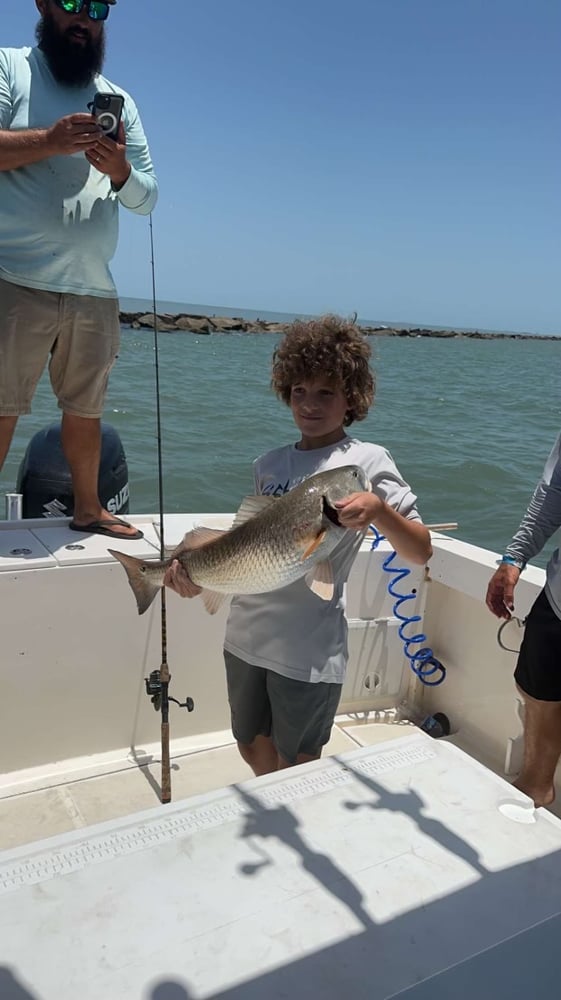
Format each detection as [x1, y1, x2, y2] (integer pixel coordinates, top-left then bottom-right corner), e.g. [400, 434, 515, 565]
[0, 0, 158, 539]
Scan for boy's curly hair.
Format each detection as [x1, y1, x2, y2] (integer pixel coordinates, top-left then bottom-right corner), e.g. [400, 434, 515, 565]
[271, 314, 375, 425]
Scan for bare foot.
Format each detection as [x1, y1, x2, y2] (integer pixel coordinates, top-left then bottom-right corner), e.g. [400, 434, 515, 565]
[513, 778, 555, 808]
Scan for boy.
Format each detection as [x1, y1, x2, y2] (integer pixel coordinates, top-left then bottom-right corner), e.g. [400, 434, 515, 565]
[166, 315, 432, 775]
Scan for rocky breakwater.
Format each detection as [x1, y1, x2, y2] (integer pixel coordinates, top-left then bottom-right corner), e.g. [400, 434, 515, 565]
[119, 312, 289, 335]
[119, 312, 560, 341]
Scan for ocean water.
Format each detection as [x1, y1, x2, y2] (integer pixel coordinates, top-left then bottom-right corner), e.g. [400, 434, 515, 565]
[3, 301, 561, 568]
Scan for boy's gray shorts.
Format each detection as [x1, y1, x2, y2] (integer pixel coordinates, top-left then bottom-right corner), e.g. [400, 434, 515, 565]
[224, 650, 342, 764]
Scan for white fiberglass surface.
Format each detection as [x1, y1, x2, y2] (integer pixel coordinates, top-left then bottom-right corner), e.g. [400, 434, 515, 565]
[2, 734, 561, 999]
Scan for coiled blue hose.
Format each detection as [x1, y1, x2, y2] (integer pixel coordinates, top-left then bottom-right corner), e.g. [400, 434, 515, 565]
[369, 526, 446, 686]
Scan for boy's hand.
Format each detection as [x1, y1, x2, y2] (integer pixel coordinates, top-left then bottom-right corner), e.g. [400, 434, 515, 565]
[163, 560, 202, 598]
[335, 491, 383, 531]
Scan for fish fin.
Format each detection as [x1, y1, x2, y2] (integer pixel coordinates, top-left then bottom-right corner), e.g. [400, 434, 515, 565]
[231, 495, 278, 529]
[304, 559, 334, 601]
[164, 539, 189, 559]
[163, 526, 226, 559]
[164, 525, 219, 559]
[108, 549, 163, 615]
[200, 588, 229, 615]
[300, 529, 327, 560]
[181, 526, 226, 550]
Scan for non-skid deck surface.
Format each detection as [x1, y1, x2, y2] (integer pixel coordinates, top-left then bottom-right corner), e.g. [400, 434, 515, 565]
[2, 733, 561, 999]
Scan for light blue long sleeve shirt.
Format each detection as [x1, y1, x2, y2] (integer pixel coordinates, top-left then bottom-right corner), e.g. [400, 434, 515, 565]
[505, 431, 561, 619]
[0, 46, 158, 298]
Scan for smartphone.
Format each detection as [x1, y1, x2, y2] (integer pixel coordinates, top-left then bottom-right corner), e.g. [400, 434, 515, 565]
[90, 92, 124, 141]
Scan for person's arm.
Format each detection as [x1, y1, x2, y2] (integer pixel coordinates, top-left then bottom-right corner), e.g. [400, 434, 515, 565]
[336, 491, 432, 564]
[107, 93, 157, 215]
[0, 114, 100, 170]
[504, 434, 561, 567]
[486, 433, 561, 618]
[504, 483, 561, 569]
[0, 127, 52, 169]
[0, 53, 102, 168]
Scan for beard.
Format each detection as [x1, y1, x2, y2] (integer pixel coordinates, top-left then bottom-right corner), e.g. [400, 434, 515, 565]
[36, 9, 105, 87]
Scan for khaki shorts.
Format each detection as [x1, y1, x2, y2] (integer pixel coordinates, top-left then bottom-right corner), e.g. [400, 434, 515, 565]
[0, 277, 120, 418]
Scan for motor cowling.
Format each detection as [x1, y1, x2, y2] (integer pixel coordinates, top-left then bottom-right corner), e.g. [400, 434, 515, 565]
[16, 422, 130, 519]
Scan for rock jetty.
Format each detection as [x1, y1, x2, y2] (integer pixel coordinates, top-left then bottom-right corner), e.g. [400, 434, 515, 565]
[119, 312, 559, 341]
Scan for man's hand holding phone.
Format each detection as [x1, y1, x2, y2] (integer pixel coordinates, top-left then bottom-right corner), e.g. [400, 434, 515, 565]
[85, 120, 130, 188]
[85, 91, 130, 188]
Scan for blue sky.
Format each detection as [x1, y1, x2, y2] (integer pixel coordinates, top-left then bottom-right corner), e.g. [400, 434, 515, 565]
[6, 0, 561, 333]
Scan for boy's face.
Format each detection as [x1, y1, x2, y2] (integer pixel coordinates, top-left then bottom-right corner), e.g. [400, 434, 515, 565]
[290, 377, 349, 449]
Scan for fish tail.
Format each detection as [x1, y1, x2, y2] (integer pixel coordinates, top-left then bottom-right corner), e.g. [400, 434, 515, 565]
[109, 549, 164, 615]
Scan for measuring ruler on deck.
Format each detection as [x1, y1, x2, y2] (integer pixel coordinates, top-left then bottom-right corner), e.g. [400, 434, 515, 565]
[0, 741, 436, 895]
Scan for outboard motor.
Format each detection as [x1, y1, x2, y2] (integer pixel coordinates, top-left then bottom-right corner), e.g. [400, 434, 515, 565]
[16, 422, 130, 519]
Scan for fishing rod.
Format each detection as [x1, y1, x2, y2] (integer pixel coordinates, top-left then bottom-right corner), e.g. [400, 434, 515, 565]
[144, 213, 194, 804]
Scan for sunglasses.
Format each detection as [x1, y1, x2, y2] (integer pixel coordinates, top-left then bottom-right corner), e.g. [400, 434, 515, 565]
[52, 0, 112, 21]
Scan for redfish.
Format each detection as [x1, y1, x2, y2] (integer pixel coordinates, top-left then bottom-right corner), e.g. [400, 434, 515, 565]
[109, 465, 370, 615]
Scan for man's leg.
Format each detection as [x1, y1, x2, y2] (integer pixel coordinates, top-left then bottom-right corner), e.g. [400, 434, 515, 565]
[61, 413, 102, 524]
[53, 294, 139, 538]
[514, 687, 561, 807]
[513, 589, 561, 807]
[0, 416, 19, 473]
[0, 280, 56, 477]
[60, 412, 138, 536]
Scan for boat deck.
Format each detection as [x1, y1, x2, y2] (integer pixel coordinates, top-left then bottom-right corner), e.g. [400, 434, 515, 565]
[3, 731, 561, 999]
[0, 717, 417, 852]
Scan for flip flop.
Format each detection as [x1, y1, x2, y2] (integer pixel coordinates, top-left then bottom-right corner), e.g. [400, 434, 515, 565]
[68, 517, 144, 541]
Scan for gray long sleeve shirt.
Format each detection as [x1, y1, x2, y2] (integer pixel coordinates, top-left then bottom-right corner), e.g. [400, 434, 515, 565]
[505, 432, 561, 619]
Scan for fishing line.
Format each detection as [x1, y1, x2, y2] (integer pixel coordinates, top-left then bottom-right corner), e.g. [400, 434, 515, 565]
[148, 213, 166, 563]
[148, 212, 171, 804]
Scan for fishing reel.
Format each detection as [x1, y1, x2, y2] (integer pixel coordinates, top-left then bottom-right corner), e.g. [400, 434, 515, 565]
[145, 670, 194, 713]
